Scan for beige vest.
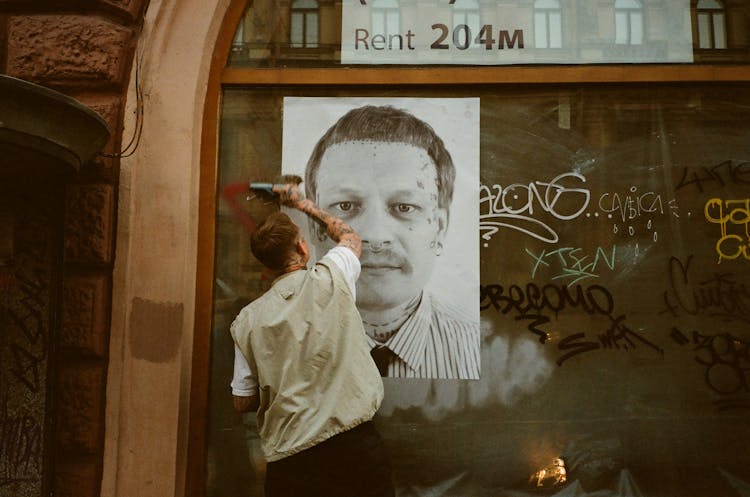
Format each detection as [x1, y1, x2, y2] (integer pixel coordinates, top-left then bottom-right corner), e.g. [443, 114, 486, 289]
[231, 257, 384, 461]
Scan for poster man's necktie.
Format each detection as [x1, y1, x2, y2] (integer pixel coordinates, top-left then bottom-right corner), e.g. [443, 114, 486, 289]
[370, 346, 396, 376]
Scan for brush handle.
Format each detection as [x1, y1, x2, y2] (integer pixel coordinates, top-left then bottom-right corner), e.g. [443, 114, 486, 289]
[248, 182, 277, 194]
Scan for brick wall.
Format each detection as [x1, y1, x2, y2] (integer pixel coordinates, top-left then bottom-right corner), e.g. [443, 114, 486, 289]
[1, 2, 148, 496]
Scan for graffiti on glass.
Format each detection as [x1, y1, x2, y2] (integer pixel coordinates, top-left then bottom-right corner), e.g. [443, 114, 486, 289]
[660, 254, 750, 324]
[675, 160, 750, 193]
[526, 245, 616, 287]
[670, 327, 750, 411]
[480, 172, 590, 244]
[704, 198, 750, 263]
[480, 282, 664, 365]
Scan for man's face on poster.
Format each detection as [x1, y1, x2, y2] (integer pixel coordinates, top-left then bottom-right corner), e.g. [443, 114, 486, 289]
[313, 141, 449, 311]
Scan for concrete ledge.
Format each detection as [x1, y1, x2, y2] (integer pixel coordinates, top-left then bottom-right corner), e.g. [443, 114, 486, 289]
[0, 75, 110, 174]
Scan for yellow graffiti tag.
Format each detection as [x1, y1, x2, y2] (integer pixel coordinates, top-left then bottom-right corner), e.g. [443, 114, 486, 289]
[705, 198, 750, 263]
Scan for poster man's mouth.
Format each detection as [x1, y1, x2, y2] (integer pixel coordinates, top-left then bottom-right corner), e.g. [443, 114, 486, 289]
[360, 254, 405, 274]
[361, 263, 401, 275]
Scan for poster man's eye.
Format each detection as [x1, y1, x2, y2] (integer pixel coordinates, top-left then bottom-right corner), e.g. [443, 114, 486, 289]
[336, 201, 355, 212]
[393, 203, 417, 214]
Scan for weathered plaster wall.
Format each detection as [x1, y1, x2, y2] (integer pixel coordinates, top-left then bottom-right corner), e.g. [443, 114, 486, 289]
[102, 0, 230, 496]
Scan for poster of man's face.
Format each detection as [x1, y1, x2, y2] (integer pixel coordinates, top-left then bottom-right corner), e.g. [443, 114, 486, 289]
[283, 97, 480, 379]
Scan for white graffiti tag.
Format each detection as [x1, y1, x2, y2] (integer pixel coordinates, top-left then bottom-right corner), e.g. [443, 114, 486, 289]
[480, 172, 590, 244]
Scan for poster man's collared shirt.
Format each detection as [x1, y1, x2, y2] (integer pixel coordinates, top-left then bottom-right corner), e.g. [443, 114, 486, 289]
[230, 248, 384, 462]
[366, 292, 480, 379]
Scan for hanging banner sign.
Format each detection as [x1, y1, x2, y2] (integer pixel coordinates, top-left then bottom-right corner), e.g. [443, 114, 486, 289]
[341, 0, 693, 65]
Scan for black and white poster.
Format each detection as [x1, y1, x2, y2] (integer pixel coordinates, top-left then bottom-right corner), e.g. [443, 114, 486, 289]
[282, 97, 480, 379]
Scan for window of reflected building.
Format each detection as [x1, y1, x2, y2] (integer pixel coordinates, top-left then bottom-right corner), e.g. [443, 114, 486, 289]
[371, 0, 400, 38]
[452, 0, 481, 49]
[697, 0, 727, 49]
[615, 0, 644, 45]
[232, 16, 245, 52]
[290, 0, 320, 48]
[534, 0, 563, 49]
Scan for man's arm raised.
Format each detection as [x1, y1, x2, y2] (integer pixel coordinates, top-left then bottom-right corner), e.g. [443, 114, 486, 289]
[272, 183, 362, 258]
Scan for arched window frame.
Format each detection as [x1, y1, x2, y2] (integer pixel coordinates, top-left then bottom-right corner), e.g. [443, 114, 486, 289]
[183, 0, 750, 494]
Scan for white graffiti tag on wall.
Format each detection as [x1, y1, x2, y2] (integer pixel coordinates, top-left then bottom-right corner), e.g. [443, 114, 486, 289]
[598, 186, 678, 242]
[480, 172, 590, 244]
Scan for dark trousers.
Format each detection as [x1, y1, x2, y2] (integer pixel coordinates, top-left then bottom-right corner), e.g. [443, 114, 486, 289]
[264, 421, 395, 497]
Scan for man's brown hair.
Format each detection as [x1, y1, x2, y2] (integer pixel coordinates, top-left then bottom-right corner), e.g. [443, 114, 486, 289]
[251, 212, 300, 271]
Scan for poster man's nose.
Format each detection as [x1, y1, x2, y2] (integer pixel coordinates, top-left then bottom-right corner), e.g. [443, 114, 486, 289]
[357, 208, 394, 249]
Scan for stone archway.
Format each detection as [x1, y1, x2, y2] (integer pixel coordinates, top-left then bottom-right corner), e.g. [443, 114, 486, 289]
[101, 0, 234, 496]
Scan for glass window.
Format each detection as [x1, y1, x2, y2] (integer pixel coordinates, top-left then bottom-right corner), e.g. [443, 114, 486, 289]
[453, 0, 481, 49]
[207, 82, 750, 497]
[615, 0, 644, 45]
[225, 1, 750, 67]
[697, 0, 727, 49]
[290, 0, 319, 48]
[231, 17, 244, 52]
[372, 0, 400, 38]
[201, 2, 750, 495]
[534, 0, 562, 49]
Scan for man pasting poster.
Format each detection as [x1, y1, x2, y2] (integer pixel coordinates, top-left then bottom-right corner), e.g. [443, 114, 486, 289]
[282, 97, 480, 379]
